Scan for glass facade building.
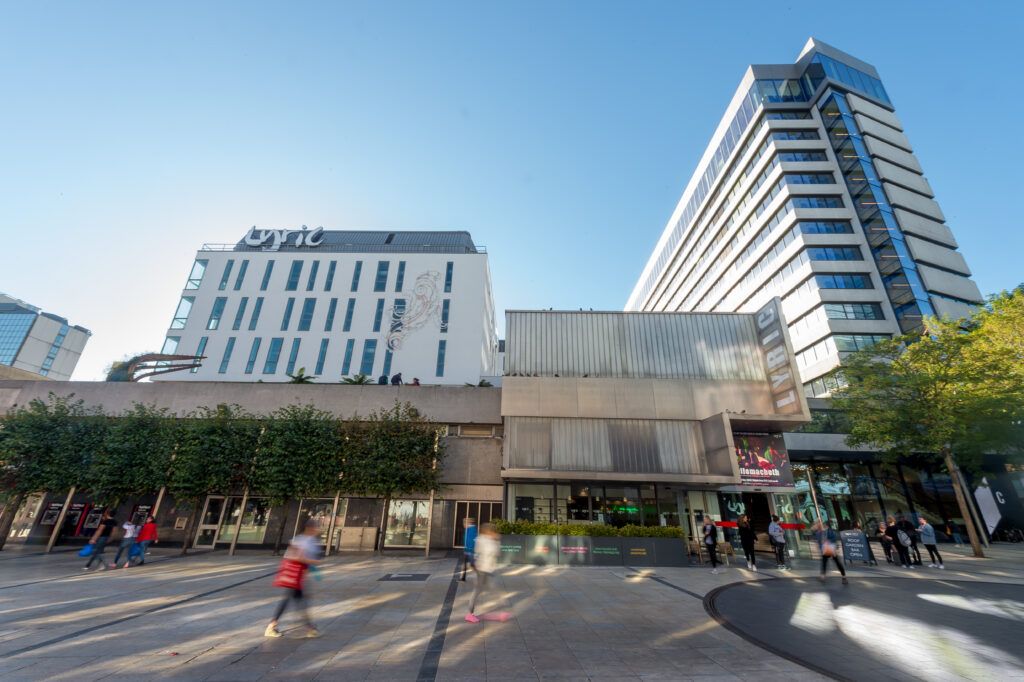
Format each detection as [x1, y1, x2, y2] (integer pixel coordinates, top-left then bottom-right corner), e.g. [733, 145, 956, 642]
[0, 293, 91, 380]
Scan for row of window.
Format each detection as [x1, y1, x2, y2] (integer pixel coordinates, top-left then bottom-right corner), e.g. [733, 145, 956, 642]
[796, 333, 890, 369]
[788, 302, 886, 344]
[39, 323, 70, 376]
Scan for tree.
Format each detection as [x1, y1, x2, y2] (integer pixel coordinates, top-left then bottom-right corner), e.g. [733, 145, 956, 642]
[250, 404, 345, 553]
[85, 403, 177, 507]
[341, 374, 372, 385]
[342, 402, 445, 552]
[287, 367, 316, 384]
[167, 405, 261, 555]
[830, 313, 1024, 558]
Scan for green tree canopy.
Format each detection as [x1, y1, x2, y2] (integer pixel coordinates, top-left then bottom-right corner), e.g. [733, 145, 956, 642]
[85, 403, 177, 506]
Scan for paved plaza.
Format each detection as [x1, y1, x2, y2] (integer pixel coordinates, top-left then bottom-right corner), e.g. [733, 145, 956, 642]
[0, 543, 1021, 681]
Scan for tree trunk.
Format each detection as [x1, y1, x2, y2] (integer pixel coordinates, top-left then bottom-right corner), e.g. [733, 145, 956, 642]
[0, 492, 26, 552]
[272, 499, 290, 555]
[944, 449, 985, 558]
[46, 487, 76, 553]
[180, 497, 202, 556]
[377, 494, 391, 554]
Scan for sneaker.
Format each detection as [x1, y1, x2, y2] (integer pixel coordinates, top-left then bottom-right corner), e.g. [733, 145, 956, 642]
[98, 565, 107, 572]
[929, 563, 937, 568]
[464, 613, 480, 624]
[82, 567, 90, 571]
[752, 565, 758, 573]
[938, 565, 945, 570]
[746, 562, 752, 570]
[711, 569, 719, 575]
[304, 627, 321, 638]
[264, 626, 282, 638]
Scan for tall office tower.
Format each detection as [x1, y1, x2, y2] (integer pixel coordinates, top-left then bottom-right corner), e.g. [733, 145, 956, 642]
[155, 228, 498, 384]
[627, 39, 981, 397]
[0, 293, 91, 380]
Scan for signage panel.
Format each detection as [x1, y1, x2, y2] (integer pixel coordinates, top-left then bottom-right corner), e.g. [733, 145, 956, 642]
[733, 432, 794, 487]
[754, 298, 804, 415]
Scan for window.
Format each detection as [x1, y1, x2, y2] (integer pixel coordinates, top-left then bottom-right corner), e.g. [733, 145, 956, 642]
[260, 261, 275, 291]
[263, 338, 284, 374]
[233, 260, 249, 290]
[244, 338, 262, 374]
[218, 337, 236, 374]
[765, 111, 813, 120]
[444, 262, 453, 293]
[374, 261, 390, 292]
[161, 336, 180, 355]
[824, 302, 884, 320]
[342, 298, 356, 332]
[799, 221, 853, 234]
[785, 172, 834, 185]
[218, 260, 235, 290]
[341, 339, 355, 375]
[395, 261, 406, 291]
[185, 259, 208, 289]
[791, 195, 844, 209]
[804, 374, 844, 398]
[435, 340, 447, 377]
[391, 298, 406, 333]
[324, 261, 337, 291]
[298, 298, 316, 331]
[286, 338, 301, 375]
[315, 339, 329, 375]
[382, 348, 393, 376]
[351, 261, 363, 292]
[372, 299, 385, 332]
[324, 298, 338, 332]
[807, 246, 863, 261]
[281, 298, 295, 331]
[171, 296, 194, 329]
[816, 273, 873, 289]
[206, 297, 227, 330]
[286, 260, 303, 291]
[777, 151, 829, 162]
[359, 339, 377, 376]
[306, 261, 319, 291]
[771, 130, 820, 141]
[834, 334, 890, 352]
[191, 337, 208, 373]
[440, 299, 450, 332]
[248, 297, 264, 330]
[232, 297, 249, 331]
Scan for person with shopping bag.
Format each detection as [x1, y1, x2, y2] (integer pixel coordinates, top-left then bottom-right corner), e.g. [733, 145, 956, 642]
[265, 518, 322, 638]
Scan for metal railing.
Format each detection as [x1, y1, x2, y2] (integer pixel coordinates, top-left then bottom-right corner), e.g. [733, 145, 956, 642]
[200, 243, 487, 254]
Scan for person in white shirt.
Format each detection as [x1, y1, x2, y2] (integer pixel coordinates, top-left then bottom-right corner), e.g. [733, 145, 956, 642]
[113, 519, 139, 568]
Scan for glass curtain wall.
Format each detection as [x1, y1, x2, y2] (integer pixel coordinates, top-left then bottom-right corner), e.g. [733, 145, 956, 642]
[510, 482, 681, 528]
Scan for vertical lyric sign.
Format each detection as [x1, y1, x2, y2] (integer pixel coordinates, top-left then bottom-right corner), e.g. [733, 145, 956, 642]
[755, 298, 803, 414]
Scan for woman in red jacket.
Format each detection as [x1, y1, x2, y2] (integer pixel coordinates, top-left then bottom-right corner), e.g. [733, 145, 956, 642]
[128, 515, 158, 568]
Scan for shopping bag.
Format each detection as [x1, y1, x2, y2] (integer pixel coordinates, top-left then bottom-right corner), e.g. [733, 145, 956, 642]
[128, 543, 143, 559]
[78, 544, 95, 558]
[272, 559, 307, 590]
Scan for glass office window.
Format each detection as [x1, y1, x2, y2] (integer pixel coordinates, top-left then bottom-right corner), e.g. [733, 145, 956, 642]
[324, 298, 338, 332]
[281, 298, 295, 331]
[833, 334, 889, 352]
[444, 261, 453, 293]
[185, 259, 208, 289]
[807, 246, 863, 261]
[391, 298, 406, 333]
[161, 336, 180, 355]
[233, 260, 249, 290]
[306, 261, 319, 291]
[324, 261, 337, 291]
[191, 337, 208, 373]
[512, 483, 555, 522]
[824, 302, 884, 320]
[248, 297, 264, 330]
[206, 297, 227, 330]
[170, 296, 194, 329]
[260, 261, 275, 291]
[373, 261, 390, 292]
[286, 338, 301, 375]
[359, 339, 377, 376]
[350, 261, 363, 292]
[791, 195, 844, 209]
[244, 338, 262, 374]
[285, 260, 303, 291]
[771, 130, 820, 141]
[341, 338, 355, 375]
[218, 337, 236, 374]
[232, 297, 249, 330]
[382, 348, 393, 376]
[440, 299, 450, 332]
[435, 340, 447, 377]
[395, 261, 406, 291]
[372, 299, 385, 332]
[218, 260, 235, 291]
[315, 339, 329, 375]
[785, 172, 835, 185]
[342, 298, 356, 332]
[298, 298, 316, 332]
[263, 337, 284, 374]
[766, 110, 813, 120]
[799, 221, 853, 234]
[778, 151, 828, 162]
[816, 273, 872, 289]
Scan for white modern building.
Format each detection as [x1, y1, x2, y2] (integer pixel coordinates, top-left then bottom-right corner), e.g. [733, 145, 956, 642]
[155, 228, 498, 385]
[627, 39, 982, 397]
[0, 293, 91, 380]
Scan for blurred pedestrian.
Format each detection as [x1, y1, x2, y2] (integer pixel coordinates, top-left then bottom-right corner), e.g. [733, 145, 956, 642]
[702, 515, 720, 574]
[411, 377, 421, 386]
[265, 518, 322, 638]
[113, 518, 139, 568]
[945, 519, 963, 547]
[128, 514, 159, 567]
[886, 515, 913, 569]
[814, 520, 848, 585]
[897, 515, 923, 566]
[84, 509, 117, 571]
[878, 521, 895, 564]
[918, 517, 944, 569]
[465, 523, 500, 623]
[460, 517, 477, 582]
[738, 514, 757, 572]
[768, 515, 788, 570]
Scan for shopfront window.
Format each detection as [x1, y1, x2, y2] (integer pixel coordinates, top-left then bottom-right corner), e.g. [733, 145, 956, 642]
[602, 486, 640, 527]
[875, 464, 913, 520]
[295, 498, 347, 548]
[902, 467, 946, 525]
[217, 497, 270, 545]
[843, 462, 885, 535]
[512, 483, 554, 523]
[385, 500, 429, 546]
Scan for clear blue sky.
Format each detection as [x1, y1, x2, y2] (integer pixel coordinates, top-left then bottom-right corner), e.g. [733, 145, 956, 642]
[2, 2, 1021, 380]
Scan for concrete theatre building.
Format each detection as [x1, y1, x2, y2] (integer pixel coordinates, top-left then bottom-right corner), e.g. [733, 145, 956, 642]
[156, 228, 499, 386]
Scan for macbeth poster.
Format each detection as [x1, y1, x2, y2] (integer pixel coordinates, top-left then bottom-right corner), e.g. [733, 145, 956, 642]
[734, 432, 794, 487]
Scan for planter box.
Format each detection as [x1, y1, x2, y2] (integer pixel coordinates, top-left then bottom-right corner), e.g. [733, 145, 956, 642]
[500, 534, 558, 566]
[558, 535, 592, 566]
[590, 537, 624, 566]
[499, 534, 685, 566]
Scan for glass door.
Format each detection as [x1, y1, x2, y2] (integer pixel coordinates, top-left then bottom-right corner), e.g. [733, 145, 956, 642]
[295, 498, 348, 550]
[452, 501, 503, 547]
[194, 496, 226, 548]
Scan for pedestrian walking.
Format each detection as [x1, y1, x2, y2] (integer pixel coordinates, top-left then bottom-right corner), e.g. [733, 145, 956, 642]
[460, 517, 477, 581]
[702, 516, 720, 574]
[897, 515, 923, 566]
[113, 519, 139, 568]
[84, 509, 117, 571]
[945, 519, 964, 547]
[737, 514, 757, 572]
[465, 523, 502, 623]
[265, 518, 322, 638]
[878, 521, 895, 564]
[128, 514, 159, 567]
[885, 515, 913, 568]
[814, 520, 848, 584]
[918, 517, 945, 569]
[768, 515, 788, 570]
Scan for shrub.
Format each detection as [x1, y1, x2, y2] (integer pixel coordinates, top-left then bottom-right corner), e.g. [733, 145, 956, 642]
[494, 520, 683, 539]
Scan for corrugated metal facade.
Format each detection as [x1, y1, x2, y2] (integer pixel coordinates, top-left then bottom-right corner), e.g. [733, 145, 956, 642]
[505, 311, 765, 380]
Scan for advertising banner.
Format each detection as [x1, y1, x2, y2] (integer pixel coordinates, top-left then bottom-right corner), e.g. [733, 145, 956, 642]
[734, 432, 794, 487]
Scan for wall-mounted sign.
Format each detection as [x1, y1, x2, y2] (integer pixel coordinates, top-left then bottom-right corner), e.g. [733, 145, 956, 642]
[244, 226, 324, 252]
[755, 298, 803, 414]
[734, 432, 794, 487]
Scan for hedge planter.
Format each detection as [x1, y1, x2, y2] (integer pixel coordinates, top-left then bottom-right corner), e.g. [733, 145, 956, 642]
[499, 534, 687, 567]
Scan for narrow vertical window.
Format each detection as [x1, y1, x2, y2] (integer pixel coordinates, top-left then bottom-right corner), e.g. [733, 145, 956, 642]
[218, 337, 236, 374]
[382, 348, 393, 376]
[436, 340, 447, 377]
[161, 336, 180, 354]
[233, 260, 249, 290]
[171, 296, 195, 329]
[350, 261, 363, 292]
[260, 260, 275, 291]
[191, 337, 209, 373]
[286, 338, 301, 375]
[206, 297, 227, 330]
[324, 261, 337, 291]
[285, 260, 303, 291]
[244, 338, 262, 374]
[374, 261, 390, 292]
[306, 261, 320, 291]
[232, 297, 249, 331]
[315, 339, 329, 375]
[185, 259, 208, 289]
[219, 260, 235, 291]
[359, 339, 377, 376]
[248, 297, 264, 330]
[263, 337, 284, 374]
[444, 261, 453, 293]
[391, 298, 406, 333]
[341, 339, 355, 375]
[343, 298, 356, 332]
[395, 261, 406, 291]
[440, 299, 450, 332]
[372, 299, 385, 332]
[298, 298, 316, 331]
[324, 298, 338, 332]
[281, 298, 295, 331]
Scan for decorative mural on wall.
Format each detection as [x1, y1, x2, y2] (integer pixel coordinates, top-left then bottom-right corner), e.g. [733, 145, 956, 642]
[386, 271, 448, 350]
